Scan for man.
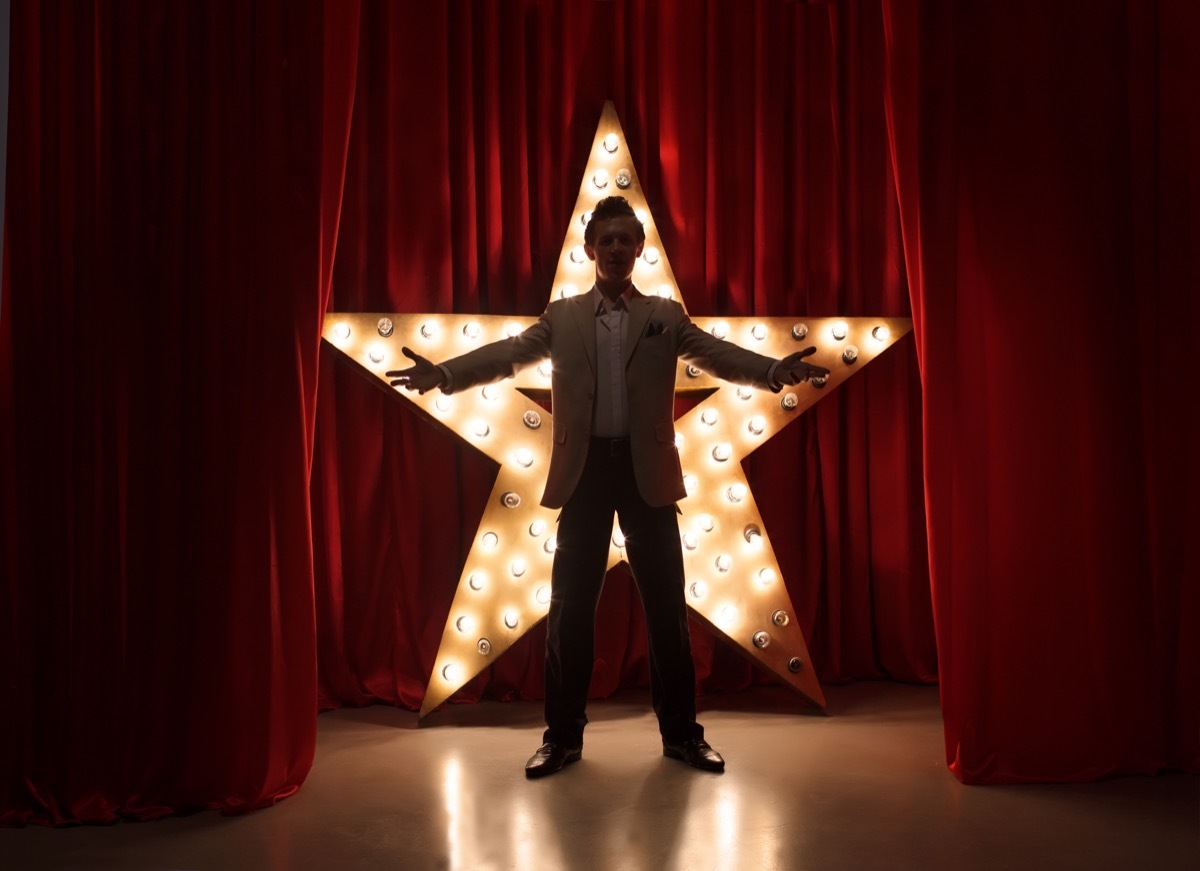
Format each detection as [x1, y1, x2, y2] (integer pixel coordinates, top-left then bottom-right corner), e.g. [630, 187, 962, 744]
[389, 196, 828, 778]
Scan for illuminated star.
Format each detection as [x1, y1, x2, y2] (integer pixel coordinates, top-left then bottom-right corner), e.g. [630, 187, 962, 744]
[322, 102, 911, 717]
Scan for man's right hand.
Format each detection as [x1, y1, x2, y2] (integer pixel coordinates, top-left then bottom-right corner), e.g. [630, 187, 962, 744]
[386, 347, 446, 394]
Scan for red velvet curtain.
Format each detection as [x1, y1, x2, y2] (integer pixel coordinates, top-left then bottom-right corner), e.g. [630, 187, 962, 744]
[311, 0, 932, 715]
[883, 0, 1198, 781]
[4, 0, 1193, 829]
[1, 1, 361, 824]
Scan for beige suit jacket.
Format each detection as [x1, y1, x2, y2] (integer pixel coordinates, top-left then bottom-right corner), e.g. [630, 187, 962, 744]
[442, 288, 781, 509]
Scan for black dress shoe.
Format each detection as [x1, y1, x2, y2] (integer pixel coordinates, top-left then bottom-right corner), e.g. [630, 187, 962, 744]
[663, 738, 725, 772]
[524, 742, 583, 779]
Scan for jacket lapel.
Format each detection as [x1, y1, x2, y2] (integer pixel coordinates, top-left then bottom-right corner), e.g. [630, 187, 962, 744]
[569, 290, 598, 375]
[624, 288, 653, 370]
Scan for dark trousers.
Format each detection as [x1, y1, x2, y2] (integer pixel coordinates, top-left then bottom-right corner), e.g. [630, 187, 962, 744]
[543, 437, 704, 747]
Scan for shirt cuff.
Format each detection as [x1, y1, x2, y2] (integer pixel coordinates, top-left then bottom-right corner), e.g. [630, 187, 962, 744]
[437, 364, 454, 393]
[766, 360, 783, 393]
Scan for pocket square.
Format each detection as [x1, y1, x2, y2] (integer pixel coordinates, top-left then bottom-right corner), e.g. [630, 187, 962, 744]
[647, 322, 667, 337]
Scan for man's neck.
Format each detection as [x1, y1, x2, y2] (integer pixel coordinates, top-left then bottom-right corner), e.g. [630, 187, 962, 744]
[596, 279, 632, 302]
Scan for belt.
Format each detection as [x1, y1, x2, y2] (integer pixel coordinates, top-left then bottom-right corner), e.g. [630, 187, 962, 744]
[591, 436, 630, 458]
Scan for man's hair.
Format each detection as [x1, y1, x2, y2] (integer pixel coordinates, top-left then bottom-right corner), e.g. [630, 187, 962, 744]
[584, 196, 646, 246]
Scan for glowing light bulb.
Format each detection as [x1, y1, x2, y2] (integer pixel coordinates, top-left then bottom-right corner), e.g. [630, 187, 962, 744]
[477, 638, 492, 655]
[367, 345, 385, 364]
[535, 585, 551, 605]
[559, 283, 579, 299]
[481, 385, 498, 401]
[468, 572, 485, 591]
[463, 321, 481, 339]
[376, 318, 394, 337]
[503, 610, 519, 630]
[635, 208, 649, 224]
[455, 615, 474, 633]
[872, 325, 890, 342]
[472, 420, 490, 438]
[333, 322, 350, 340]
[773, 609, 790, 626]
[592, 169, 609, 189]
[727, 483, 747, 503]
[642, 246, 660, 265]
[674, 432, 684, 449]
[656, 285, 673, 299]
[580, 211, 592, 227]
[537, 361, 552, 379]
[682, 532, 698, 550]
[544, 536, 557, 554]
[842, 345, 859, 364]
[736, 386, 753, 401]
[701, 409, 719, 426]
[515, 448, 534, 468]
[504, 321, 523, 337]
[481, 532, 498, 549]
[435, 396, 452, 413]
[748, 416, 766, 435]
[712, 443, 732, 462]
[758, 567, 777, 586]
[420, 321, 438, 339]
[831, 321, 849, 341]
[570, 246, 587, 264]
[699, 514, 715, 532]
[751, 324, 767, 341]
[612, 530, 626, 548]
[683, 474, 699, 496]
[719, 605, 738, 625]
[510, 558, 527, 578]
[615, 168, 632, 189]
[715, 554, 732, 573]
[602, 133, 619, 153]
[753, 631, 771, 649]
[523, 410, 542, 429]
[529, 519, 546, 537]
[710, 321, 729, 340]
[441, 662, 461, 682]
[690, 581, 708, 600]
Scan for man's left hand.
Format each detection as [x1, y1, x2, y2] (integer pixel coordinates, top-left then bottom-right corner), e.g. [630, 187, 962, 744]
[776, 347, 830, 385]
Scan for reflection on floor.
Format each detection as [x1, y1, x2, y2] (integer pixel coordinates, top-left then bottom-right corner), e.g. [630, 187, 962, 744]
[2, 683, 1195, 870]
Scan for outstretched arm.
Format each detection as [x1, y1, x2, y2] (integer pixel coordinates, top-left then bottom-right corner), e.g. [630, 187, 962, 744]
[386, 347, 446, 394]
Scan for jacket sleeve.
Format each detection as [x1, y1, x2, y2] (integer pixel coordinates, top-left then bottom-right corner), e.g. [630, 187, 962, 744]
[439, 309, 553, 394]
[673, 309, 781, 391]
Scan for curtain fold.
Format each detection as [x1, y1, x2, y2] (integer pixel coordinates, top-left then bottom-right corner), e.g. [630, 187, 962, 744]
[1, 0, 360, 825]
[883, 0, 1198, 782]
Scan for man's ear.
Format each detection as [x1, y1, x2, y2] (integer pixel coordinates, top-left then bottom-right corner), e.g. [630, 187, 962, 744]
[635, 240, 645, 258]
[584, 243, 597, 262]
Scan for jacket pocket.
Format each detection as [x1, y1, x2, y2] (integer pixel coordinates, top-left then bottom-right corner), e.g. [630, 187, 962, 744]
[653, 422, 676, 445]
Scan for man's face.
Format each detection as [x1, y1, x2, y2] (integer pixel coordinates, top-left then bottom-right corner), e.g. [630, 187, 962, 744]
[585, 216, 645, 284]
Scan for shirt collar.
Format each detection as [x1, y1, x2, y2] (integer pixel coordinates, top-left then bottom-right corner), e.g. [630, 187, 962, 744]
[592, 284, 635, 315]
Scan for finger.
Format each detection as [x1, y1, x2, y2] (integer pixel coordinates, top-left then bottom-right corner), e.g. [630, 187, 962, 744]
[795, 345, 818, 359]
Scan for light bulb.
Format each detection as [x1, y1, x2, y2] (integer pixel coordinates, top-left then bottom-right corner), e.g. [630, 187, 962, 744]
[537, 361, 552, 379]
[872, 325, 890, 342]
[748, 416, 766, 435]
[831, 321, 849, 341]
[420, 321, 438, 339]
[570, 246, 587, 264]
[544, 536, 557, 554]
[481, 532, 498, 549]
[435, 396, 452, 413]
[710, 321, 729, 340]
[463, 321, 481, 339]
[744, 525, 762, 547]
[501, 491, 521, 508]
[635, 208, 649, 224]
[720, 605, 738, 625]
[580, 211, 592, 227]
[699, 514, 715, 532]
[477, 638, 492, 655]
[535, 585, 551, 605]
[333, 322, 351, 340]
[753, 630, 771, 649]
[842, 345, 859, 364]
[788, 657, 803, 673]
[376, 318, 394, 337]
[515, 448, 534, 468]
[472, 420, 490, 438]
[503, 610, 519, 630]
[758, 567, 777, 586]
[791, 322, 808, 340]
[700, 408, 719, 426]
[682, 532, 698, 550]
[504, 321, 522, 337]
[727, 483, 747, 503]
[455, 615, 474, 633]
[772, 609, 790, 627]
[712, 443, 732, 462]
[674, 432, 684, 449]
[751, 324, 767, 341]
[481, 385, 498, 401]
[468, 572, 485, 591]
[602, 133, 619, 153]
[689, 581, 708, 600]
[656, 285, 673, 299]
[715, 554, 732, 573]
[683, 474, 698, 496]
[529, 519, 546, 537]
[441, 662, 461, 682]
[612, 530, 626, 548]
[592, 169, 609, 189]
[510, 558, 526, 578]
[686, 365, 702, 378]
[812, 375, 828, 388]
[367, 345, 385, 364]
[736, 386, 753, 401]
[781, 393, 798, 410]
[523, 410, 542, 429]
[559, 283, 579, 299]
[615, 168, 632, 189]
[642, 246, 660, 265]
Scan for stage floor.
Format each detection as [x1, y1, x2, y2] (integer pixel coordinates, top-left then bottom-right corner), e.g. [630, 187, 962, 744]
[2, 682, 1195, 870]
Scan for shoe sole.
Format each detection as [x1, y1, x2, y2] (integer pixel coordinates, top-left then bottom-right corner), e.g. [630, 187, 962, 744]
[662, 746, 725, 772]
